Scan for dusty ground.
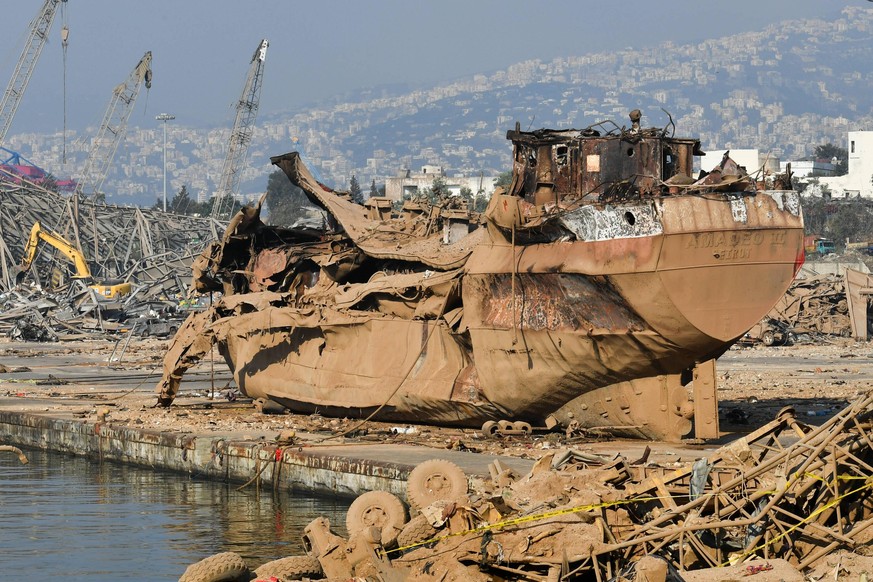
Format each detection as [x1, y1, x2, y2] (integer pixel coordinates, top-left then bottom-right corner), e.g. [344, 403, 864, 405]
[717, 337, 873, 433]
[1, 336, 872, 580]
[2, 335, 871, 448]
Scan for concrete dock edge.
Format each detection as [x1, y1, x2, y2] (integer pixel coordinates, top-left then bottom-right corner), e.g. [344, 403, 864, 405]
[0, 410, 411, 499]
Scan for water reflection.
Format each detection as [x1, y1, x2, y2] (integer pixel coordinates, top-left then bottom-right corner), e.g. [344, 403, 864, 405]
[0, 447, 350, 580]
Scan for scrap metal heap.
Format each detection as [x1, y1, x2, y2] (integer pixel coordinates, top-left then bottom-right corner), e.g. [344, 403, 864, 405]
[181, 392, 873, 581]
[754, 269, 873, 342]
[0, 180, 224, 338]
[157, 112, 804, 441]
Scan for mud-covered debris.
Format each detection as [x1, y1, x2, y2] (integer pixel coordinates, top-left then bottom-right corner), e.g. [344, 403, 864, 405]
[182, 391, 873, 581]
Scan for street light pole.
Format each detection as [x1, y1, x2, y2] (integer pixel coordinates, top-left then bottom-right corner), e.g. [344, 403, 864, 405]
[156, 113, 175, 212]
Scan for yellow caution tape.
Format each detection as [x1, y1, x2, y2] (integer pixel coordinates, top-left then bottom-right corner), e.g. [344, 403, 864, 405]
[385, 470, 873, 565]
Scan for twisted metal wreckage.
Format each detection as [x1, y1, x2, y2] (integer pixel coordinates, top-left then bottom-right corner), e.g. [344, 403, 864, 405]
[304, 393, 873, 581]
[0, 177, 225, 337]
[181, 393, 873, 582]
[157, 112, 805, 441]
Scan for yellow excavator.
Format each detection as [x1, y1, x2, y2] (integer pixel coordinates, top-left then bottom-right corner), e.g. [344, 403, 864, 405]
[15, 222, 132, 298]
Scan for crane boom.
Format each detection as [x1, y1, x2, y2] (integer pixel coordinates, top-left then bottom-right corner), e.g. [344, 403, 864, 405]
[212, 39, 268, 219]
[76, 51, 152, 199]
[0, 0, 66, 147]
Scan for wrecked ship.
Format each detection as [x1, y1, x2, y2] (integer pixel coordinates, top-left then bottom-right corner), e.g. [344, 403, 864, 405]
[157, 111, 804, 440]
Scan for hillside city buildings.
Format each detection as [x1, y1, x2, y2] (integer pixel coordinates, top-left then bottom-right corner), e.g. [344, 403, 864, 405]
[1, 6, 871, 207]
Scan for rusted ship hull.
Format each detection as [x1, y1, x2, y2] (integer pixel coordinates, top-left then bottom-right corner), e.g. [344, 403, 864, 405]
[158, 112, 803, 440]
[211, 192, 801, 429]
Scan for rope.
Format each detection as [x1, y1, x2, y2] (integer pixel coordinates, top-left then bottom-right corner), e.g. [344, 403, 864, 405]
[385, 495, 662, 558]
[311, 281, 458, 443]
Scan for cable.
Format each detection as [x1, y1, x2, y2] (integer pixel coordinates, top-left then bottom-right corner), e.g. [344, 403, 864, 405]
[312, 282, 458, 443]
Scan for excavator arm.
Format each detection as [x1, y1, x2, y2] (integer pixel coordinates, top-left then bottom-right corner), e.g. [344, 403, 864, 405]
[18, 221, 91, 280]
[16, 222, 132, 298]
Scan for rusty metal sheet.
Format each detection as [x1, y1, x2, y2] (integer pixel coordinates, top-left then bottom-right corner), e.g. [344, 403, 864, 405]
[158, 111, 805, 441]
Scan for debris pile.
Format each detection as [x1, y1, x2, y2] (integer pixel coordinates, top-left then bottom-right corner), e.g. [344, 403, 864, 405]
[755, 268, 873, 343]
[0, 180, 224, 340]
[766, 274, 852, 337]
[180, 392, 873, 581]
[0, 182, 223, 291]
[0, 282, 197, 341]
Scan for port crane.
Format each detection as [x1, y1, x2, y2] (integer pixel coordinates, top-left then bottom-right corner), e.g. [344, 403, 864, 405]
[211, 39, 268, 219]
[0, 0, 66, 147]
[75, 51, 152, 200]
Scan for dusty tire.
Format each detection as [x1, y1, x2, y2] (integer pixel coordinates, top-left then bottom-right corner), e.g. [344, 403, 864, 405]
[406, 459, 468, 510]
[512, 421, 532, 434]
[762, 331, 776, 346]
[178, 552, 249, 582]
[396, 512, 439, 549]
[254, 555, 323, 580]
[345, 490, 408, 546]
[481, 420, 499, 437]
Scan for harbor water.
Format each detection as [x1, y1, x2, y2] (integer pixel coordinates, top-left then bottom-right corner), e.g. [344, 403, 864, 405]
[0, 447, 350, 580]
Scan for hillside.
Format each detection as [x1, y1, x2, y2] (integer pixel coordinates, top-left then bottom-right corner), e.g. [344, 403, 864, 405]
[4, 5, 873, 205]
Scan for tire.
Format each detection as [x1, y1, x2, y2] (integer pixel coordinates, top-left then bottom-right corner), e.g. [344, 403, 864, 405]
[396, 512, 439, 549]
[254, 555, 323, 581]
[406, 459, 468, 510]
[512, 421, 532, 434]
[481, 420, 499, 437]
[761, 331, 775, 346]
[178, 552, 249, 582]
[345, 490, 408, 547]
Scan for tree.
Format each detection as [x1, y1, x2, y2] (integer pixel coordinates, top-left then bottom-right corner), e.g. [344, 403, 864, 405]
[369, 179, 378, 199]
[814, 144, 848, 176]
[459, 186, 473, 208]
[801, 197, 873, 249]
[264, 169, 312, 225]
[495, 170, 513, 189]
[169, 185, 194, 214]
[349, 175, 364, 205]
[430, 176, 450, 202]
[204, 194, 243, 218]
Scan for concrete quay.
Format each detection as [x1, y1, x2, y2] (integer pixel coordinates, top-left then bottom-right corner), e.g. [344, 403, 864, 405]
[0, 401, 535, 500]
[0, 339, 539, 499]
[0, 339, 702, 500]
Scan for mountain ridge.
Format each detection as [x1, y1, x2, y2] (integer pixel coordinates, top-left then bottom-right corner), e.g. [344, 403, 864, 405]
[4, 5, 872, 205]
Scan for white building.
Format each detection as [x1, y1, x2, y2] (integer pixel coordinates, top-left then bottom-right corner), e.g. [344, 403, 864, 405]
[700, 148, 780, 176]
[781, 159, 837, 179]
[819, 131, 873, 198]
[384, 165, 500, 203]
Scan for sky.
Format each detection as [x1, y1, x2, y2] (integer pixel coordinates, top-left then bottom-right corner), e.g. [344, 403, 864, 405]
[0, 0, 857, 137]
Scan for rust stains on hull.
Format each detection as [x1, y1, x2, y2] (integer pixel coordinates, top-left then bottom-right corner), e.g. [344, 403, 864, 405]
[156, 111, 804, 441]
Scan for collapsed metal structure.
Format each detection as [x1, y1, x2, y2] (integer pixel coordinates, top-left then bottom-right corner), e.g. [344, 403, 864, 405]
[0, 179, 223, 294]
